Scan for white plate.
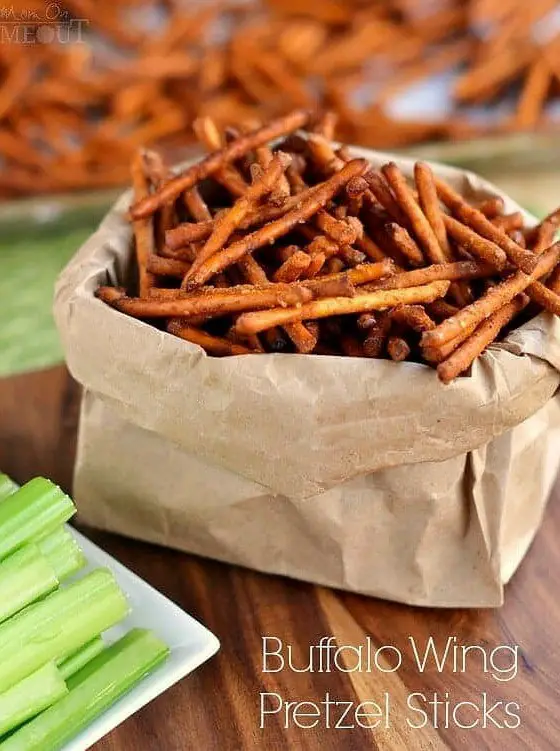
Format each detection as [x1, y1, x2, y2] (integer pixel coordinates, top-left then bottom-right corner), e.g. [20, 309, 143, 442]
[62, 528, 220, 751]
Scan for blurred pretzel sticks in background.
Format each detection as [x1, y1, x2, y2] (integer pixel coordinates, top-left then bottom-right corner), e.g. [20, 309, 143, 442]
[92, 110, 560, 382]
[0, 0, 559, 197]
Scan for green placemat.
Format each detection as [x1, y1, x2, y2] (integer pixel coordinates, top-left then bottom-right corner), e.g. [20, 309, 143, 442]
[0, 192, 118, 378]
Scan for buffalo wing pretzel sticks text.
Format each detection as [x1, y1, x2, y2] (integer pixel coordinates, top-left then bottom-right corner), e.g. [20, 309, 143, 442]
[95, 112, 560, 383]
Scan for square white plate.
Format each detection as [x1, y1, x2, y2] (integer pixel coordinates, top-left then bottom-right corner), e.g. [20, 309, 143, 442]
[62, 528, 220, 751]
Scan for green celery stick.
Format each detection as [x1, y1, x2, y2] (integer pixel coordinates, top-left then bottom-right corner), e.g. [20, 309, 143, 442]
[0, 568, 129, 694]
[37, 528, 86, 582]
[0, 662, 68, 738]
[57, 637, 105, 681]
[0, 479, 75, 562]
[0, 545, 59, 625]
[0, 629, 169, 751]
[0, 475, 17, 502]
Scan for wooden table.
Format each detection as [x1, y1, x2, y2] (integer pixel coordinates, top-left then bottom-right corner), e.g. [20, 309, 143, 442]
[0, 365, 558, 751]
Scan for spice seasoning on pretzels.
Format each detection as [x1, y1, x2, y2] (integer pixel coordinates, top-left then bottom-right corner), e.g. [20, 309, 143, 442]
[96, 111, 560, 383]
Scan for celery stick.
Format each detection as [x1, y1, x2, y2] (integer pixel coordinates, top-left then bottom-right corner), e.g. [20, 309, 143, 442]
[57, 637, 105, 681]
[0, 479, 75, 562]
[0, 545, 59, 625]
[0, 629, 169, 751]
[0, 569, 129, 694]
[37, 528, 86, 582]
[0, 475, 17, 502]
[0, 662, 68, 738]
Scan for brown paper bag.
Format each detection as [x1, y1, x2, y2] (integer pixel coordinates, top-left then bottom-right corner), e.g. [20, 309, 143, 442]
[54, 147, 560, 607]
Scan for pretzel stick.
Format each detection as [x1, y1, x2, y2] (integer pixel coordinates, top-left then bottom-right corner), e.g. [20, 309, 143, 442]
[368, 260, 495, 290]
[526, 280, 560, 315]
[238, 245, 317, 353]
[389, 304, 435, 332]
[548, 264, 560, 295]
[255, 144, 291, 206]
[427, 300, 460, 320]
[363, 314, 391, 357]
[387, 336, 411, 362]
[422, 322, 480, 363]
[514, 58, 551, 130]
[131, 150, 156, 296]
[167, 320, 253, 356]
[364, 171, 409, 226]
[184, 187, 212, 221]
[491, 212, 524, 232]
[435, 177, 538, 274]
[414, 162, 451, 259]
[312, 111, 338, 140]
[193, 116, 249, 197]
[130, 109, 310, 218]
[385, 223, 425, 267]
[443, 215, 508, 269]
[273, 251, 312, 282]
[166, 184, 324, 247]
[184, 152, 291, 285]
[357, 313, 377, 330]
[188, 159, 368, 286]
[437, 295, 529, 384]
[96, 283, 313, 319]
[382, 162, 446, 265]
[147, 255, 191, 278]
[234, 281, 451, 335]
[421, 243, 560, 348]
[316, 213, 363, 245]
[477, 197, 506, 218]
[531, 221, 557, 255]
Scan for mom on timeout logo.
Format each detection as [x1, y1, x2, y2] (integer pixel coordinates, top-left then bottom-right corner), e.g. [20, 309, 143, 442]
[0, 2, 88, 44]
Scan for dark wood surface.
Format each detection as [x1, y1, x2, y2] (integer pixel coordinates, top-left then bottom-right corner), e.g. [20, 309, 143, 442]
[0, 365, 558, 751]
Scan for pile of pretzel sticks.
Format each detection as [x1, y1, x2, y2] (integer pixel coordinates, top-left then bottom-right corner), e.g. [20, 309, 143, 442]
[96, 109, 560, 384]
[1, 0, 559, 197]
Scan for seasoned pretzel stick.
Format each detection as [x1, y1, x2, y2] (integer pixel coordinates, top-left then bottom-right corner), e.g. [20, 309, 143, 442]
[443, 215, 508, 269]
[147, 255, 191, 279]
[165, 184, 324, 247]
[167, 320, 253, 356]
[130, 110, 311, 218]
[387, 336, 411, 362]
[385, 223, 425, 266]
[368, 260, 496, 290]
[363, 314, 392, 358]
[193, 116, 249, 197]
[491, 212, 524, 232]
[421, 244, 560, 348]
[477, 197, 505, 218]
[422, 322, 479, 363]
[364, 171, 409, 226]
[255, 144, 291, 206]
[239, 253, 317, 353]
[312, 111, 338, 140]
[273, 251, 312, 282]
[234, 281, 451, 335]
[389, 304, 435, 332]
[97, 283, 313, 319]
[435, 177, 538, 274]
[526, 280, 560, 315]
[183, 187, 212, 221]
[437, 295, 529, 384]
[382, 162, 445, 265]
[414, 162, 451, 259]
[131, 149, 157, 296]
[184, 152, 291, 285]
[188, 159, 369, 286]
[531, 220, 557, 255]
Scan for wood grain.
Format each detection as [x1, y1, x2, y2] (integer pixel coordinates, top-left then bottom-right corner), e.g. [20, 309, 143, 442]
[0, 365, 558, 750]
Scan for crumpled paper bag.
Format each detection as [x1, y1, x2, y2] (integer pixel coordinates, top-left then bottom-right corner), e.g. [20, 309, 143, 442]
[54, 146, 560, 607]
